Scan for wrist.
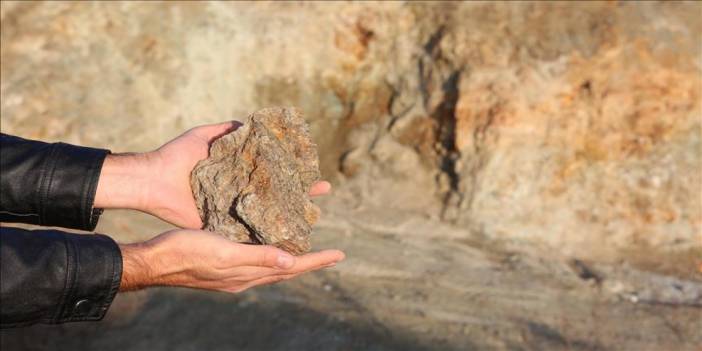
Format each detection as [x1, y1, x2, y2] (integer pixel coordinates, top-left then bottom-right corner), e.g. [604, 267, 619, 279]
[119, 233, 189, 291]
[119, 242, 156, 292]
[94, 153, 156, 212]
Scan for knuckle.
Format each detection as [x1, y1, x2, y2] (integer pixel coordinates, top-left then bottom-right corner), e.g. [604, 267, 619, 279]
[213, 249, 234, 267]
[260, 247, 279, 266]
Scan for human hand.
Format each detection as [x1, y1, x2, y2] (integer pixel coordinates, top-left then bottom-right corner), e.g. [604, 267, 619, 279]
[118, 229, 345, 293]
[94, 121, 332, 228]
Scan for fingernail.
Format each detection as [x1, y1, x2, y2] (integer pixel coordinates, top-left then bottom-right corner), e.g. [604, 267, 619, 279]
[277, 254, 295, 269]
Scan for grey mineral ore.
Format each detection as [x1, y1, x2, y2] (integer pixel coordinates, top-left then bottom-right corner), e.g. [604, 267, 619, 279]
[190, 107, 321, 255]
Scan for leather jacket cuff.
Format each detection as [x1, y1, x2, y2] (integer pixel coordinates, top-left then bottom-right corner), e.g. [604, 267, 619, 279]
[55, 233, 122, 323]
[40, 143, 109, 231]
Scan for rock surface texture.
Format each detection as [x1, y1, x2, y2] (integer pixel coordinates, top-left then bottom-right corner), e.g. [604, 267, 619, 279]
[1, 2, 700, 349]
[191, 107, 320, 254]
[1, 2, 698, 260]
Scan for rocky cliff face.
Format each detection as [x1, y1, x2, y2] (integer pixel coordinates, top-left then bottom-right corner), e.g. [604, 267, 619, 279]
[2, 1, 700, 262]
[2, 3, 701, 349]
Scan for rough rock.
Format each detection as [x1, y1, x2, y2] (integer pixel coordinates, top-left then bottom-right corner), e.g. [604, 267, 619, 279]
[190, 107, 321, 254]
[2, 2, 701, 349]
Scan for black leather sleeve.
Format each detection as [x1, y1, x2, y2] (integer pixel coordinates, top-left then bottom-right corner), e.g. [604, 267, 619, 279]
[0, 134, 123, 328]
[0, 133, 109, 231]
[0, 227, 122, 328]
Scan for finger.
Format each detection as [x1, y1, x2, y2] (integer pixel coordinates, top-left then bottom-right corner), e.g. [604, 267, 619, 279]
[234, 256, 338, 280]
[279, 249, 345, 274]
[245, 273, 298, 289]
[222, 273, 297, 293]
[234, 245, 297, 269]
[242, 260, 338, 290]
[192, 121, 243, 142]
[309, 181, 332, 197]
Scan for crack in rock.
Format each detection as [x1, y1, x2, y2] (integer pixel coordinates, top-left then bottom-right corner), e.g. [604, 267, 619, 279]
[191, 107, 321, 254]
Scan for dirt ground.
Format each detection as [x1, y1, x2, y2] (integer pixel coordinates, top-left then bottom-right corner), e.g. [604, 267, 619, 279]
[2, 197, 700, 351]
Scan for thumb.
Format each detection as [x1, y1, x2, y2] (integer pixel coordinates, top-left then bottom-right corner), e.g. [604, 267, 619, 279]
[191, 121, 242, 142]
[238, 245, 296, 269]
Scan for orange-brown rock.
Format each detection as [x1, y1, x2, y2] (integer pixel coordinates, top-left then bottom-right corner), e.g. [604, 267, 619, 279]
[190, 107, 320, 255]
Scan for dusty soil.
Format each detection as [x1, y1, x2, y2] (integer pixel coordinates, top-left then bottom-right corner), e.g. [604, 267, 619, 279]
[2, 197, 700, 350]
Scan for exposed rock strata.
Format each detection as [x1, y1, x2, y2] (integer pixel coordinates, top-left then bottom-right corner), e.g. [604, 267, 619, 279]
[1, 1, 699, 263]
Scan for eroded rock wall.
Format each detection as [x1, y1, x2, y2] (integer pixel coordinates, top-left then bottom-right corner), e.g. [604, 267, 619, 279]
[1, 1, 700, 259]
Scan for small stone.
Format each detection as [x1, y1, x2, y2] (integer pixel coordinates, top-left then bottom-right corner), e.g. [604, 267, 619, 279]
[191, 107, 321, 255]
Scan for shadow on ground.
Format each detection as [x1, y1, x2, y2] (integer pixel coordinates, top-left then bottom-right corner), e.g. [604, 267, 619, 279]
[0, 287, 470, 351]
